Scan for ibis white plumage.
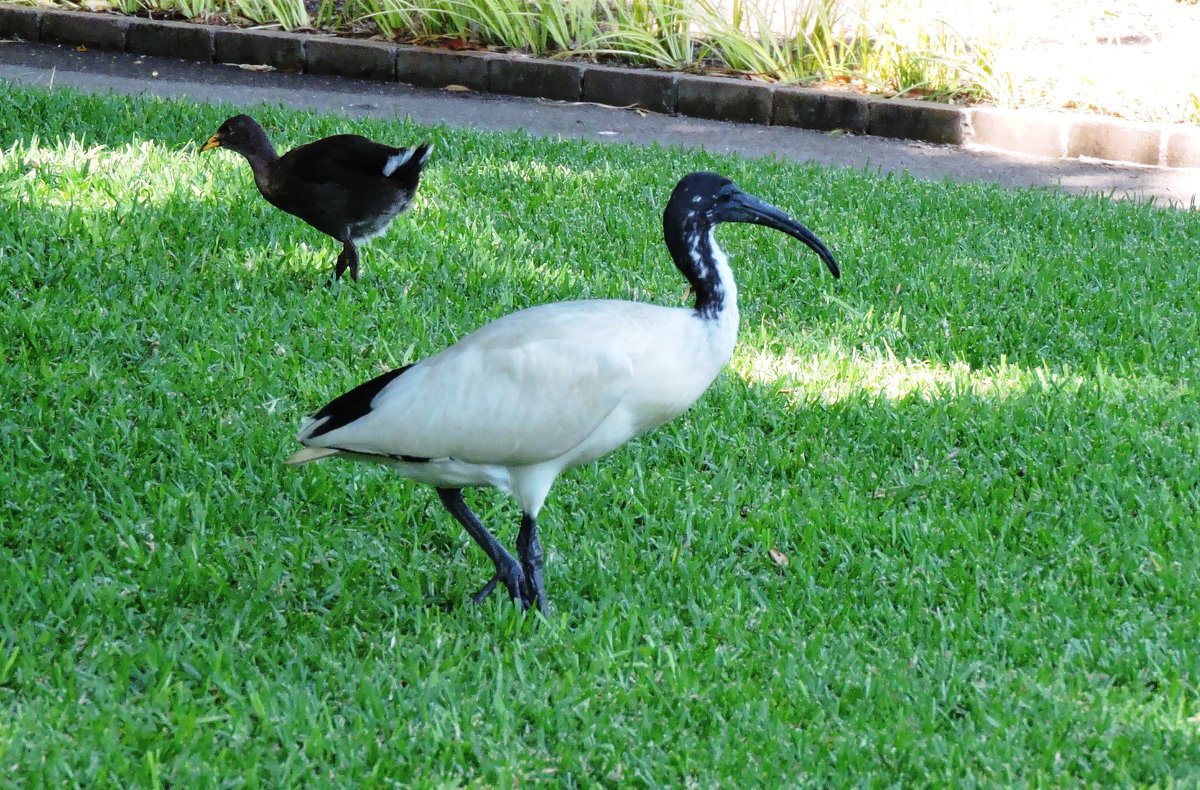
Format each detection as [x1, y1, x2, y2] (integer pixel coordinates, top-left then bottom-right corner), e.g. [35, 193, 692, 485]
[287, 172, 840, 613]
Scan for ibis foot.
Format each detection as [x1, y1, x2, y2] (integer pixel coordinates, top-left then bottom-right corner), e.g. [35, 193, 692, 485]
[471, 575, 499, 604]
[436, 488, 533, 610]
[469, 561, 528, 610]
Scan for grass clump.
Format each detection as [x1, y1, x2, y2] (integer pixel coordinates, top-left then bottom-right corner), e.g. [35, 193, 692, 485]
[1, 83, 1200, 785]
[379, 0, 998, 102]
[29, 0, 998, 103]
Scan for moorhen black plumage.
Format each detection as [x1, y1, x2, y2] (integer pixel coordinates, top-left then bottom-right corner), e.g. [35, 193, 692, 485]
[202, 115, 432, 282]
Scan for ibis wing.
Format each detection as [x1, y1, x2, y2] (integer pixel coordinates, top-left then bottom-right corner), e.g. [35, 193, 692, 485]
[303, 338, 635, 466]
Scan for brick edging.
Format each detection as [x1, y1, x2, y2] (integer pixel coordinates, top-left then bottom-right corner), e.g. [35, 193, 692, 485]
[2, 3, 1197, 168]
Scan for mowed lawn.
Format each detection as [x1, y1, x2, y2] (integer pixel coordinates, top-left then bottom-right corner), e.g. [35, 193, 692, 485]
[1, 84, 1198, 786]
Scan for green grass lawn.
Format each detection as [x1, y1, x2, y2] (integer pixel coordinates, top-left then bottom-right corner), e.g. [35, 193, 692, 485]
[1, 83, 1198, 786]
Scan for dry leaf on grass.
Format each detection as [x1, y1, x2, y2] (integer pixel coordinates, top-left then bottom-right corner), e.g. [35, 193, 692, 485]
[769, 548, 789, 567]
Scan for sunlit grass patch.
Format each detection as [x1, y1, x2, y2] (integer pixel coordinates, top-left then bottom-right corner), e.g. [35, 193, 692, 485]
[6, 135, 217, 211]
[733, 346, 1093, 403]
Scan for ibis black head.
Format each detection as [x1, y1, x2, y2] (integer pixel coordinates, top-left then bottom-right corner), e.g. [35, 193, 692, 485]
[664, 172, 840, 279]
[201, 114, 275, 159]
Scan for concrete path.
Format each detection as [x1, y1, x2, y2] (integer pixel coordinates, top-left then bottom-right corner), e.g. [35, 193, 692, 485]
[2, 40, 1196, 208]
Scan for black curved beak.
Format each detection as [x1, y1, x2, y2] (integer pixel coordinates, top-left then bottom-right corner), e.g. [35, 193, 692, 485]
[721, 190, 840, 279]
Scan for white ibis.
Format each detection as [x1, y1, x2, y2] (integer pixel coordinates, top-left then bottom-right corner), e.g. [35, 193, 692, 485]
[287, 172, 840, 613]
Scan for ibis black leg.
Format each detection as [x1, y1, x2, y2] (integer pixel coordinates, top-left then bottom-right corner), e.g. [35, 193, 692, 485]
[436, 488, 527, 609]
[516, 513, 548, 614]
[334, 239, 360, 281]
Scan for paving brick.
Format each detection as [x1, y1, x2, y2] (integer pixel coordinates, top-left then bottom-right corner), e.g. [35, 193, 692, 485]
[126, 17, 214, 61]
[40, 8, 128, 52]
[305, 36, 394, 80]
[1166, 127, 1200, 169]
[582, 64, 677, 113]
[0, 4, 41, 41]
[772, 85, 868, 133]
[969, 107, 1066, 158]
[1067, 117, 1162, 165]
[489, 56, 581, 101]
[867, 97, 969, 144]
[395, 45, 492, 91]
[676, 74, 772, 125]
[214, 27, 305, 71]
